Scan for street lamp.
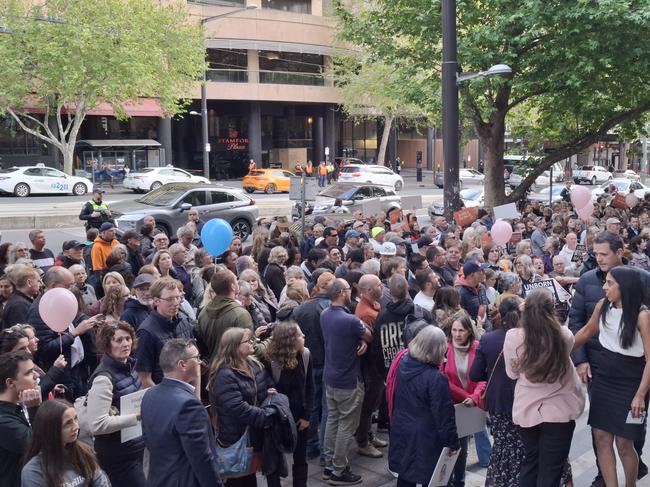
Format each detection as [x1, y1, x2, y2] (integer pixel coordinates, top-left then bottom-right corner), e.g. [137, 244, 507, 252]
[441, 0, 511, 218]
[199, 4, 257, 180]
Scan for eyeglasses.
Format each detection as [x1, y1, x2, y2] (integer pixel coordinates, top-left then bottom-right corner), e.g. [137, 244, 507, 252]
[340, 287, 352, 293]
[158, 295, 183, 302]
[182, 354, 201, 362]
[240, 338, 255, 345]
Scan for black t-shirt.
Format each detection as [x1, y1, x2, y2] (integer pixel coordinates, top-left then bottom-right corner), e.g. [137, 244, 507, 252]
[29, 248, 55, 272]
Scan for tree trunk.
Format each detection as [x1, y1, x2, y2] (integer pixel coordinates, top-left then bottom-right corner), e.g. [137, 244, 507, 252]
[482, 114, 507, 208]
[63, 144, 75, 176]
[376, 116, 394, 166]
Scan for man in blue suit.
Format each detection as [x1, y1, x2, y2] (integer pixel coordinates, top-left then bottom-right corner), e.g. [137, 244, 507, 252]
[141, 338, 222, 487]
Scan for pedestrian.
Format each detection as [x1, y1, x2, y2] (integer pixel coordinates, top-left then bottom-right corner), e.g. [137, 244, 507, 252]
[573, 266, 650, 486]
[208, 327, 275, 487]
[318, 162, 327, 187]
[306, 160, 313, 178]
[388, 326, 460, 487]
[141, 338, 223, 487]
[84, 322, 145, 486]
[321, 278, 372, 485]
[22, 399, 110, 487]
[470, 296, 524, 487]
[79, 188, 114, 231]
[265, 321, 314, 487]
[504, 288, 585, 487]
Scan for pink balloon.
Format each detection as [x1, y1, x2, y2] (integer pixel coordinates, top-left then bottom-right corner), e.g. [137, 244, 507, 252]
[625, 193, 639, 209]
[38, 288, 78, 333]
[491, 219, 513, 246]
[571, 185, 592, 209]
[576, 202, 594, 221]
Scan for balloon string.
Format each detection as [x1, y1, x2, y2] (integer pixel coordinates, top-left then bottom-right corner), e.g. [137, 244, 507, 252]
[59, 334, 62, 355]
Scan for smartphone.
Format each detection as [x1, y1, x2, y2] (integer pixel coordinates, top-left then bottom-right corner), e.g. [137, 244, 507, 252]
[626, 410, 646, 424]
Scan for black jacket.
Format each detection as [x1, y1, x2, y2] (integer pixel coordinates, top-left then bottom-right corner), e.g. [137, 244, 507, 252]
[3, 291, 34, 329]
[210, 359, 274, 448]
[260, 393, 297, 477]
[0, 401, 32, 487]
[120, 297, 151, 330]
[293, 295, 330, 368]
[263, 263, 286, 302]
[569, 265, 650, 365]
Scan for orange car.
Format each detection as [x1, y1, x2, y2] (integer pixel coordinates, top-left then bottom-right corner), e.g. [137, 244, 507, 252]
[243, 168, 294, 194]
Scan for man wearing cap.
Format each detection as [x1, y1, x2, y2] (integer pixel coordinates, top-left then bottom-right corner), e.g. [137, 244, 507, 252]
[79, 188, 114, 230]
[121, 273, 155, 330]
[416, 235, 435, 257]
[121, 230, 144, 275]
[342, 230, 361, 258]
[606, 217, 622, 234]
[389, 237, 409, 258]
[54, 240, 86, 269]
[369, 227, 386, 254]
[90, 223, 119, 274]
[456, 260, 490, 322]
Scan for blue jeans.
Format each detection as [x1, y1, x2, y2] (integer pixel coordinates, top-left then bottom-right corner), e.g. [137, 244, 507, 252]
[318, 175, 326, 187]
[307, 367, 324, 456]
[474, 428, 492, 467]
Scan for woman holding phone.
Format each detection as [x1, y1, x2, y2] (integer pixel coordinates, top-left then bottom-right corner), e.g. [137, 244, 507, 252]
[573, 266, 650, 487]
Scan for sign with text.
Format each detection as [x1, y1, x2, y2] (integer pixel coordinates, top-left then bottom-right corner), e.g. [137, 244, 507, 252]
[120, 389, 147, 443]
[454, 404, 487, 438]
[522, 279, 561, 303]
[428, 448, 461, 487]
[453, 207, 479, 227]
[509, 231, 523, 245]
[571, 244, 587, 263]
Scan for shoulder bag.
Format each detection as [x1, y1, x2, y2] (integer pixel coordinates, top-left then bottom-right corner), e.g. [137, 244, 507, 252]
[478, 351, 502, 410]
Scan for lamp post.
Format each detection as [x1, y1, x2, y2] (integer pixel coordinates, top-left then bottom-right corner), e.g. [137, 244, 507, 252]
[199, 5, 257, 180]
[441, 0, 511, 218]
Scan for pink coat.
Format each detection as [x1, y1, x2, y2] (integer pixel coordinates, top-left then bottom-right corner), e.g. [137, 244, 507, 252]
[443, 342, 486, 405]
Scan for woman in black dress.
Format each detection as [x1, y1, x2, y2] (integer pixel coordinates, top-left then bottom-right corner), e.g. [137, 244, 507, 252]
[574, 266, 650, 487]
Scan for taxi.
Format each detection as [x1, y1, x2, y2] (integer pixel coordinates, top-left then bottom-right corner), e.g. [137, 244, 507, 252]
[243, 168, 295, 194]
[0, 163, 93, 197]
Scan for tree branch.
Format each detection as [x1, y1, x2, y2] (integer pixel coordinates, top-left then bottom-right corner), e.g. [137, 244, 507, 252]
[506, 88, 550, 112]
[6, 108, 64, 151]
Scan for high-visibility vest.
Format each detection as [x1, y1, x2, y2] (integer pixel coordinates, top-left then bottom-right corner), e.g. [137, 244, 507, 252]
[319, 165, 327, 176]
[306, 162, 313, 174]
[89, 200, 109, 212]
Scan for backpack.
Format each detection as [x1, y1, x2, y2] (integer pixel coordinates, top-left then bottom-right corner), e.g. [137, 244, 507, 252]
[270, 348, 311, 385]
[73, 369, 117, 445]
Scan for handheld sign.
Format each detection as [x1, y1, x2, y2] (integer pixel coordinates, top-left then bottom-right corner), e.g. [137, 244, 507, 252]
[522, 279, 561, 304]
[428, 448, 461, 487]
[509, 231, 522, 245]
[571, 244, 587, 263]
[120, 389, 147, 443]
[453, 207, 478, 227]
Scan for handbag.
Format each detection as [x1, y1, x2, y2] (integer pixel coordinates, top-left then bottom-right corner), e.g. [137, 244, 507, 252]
[216, 428, 254, 478]
[478, 351, 502, 410]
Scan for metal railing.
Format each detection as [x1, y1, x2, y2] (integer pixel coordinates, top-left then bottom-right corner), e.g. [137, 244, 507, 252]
[206, 69, 325, 86]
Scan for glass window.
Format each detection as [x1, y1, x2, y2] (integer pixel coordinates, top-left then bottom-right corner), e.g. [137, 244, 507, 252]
[206, 48, 248, 83]
[23, 168, 43, 176]
[181, 191, 208, 207]
[261, 0, 310, 14]
[258, 51, 323, 85]
[173, 169, 191, 178]
[43, 168, 64, 178]
[209, 190, 235, 204]
[373, 187, 386, 197]
[355, 187, 373, 198]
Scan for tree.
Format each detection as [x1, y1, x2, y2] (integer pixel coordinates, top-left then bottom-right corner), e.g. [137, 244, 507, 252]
[0, 0, 205, 174]
[334, 0, 650, 206]
[331, 56, 432, 165]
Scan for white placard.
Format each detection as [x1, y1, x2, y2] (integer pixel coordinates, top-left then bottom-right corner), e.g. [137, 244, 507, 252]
[454, 404, 486, 438]
[428, 447, 461, 487]
[401, 195, 423, 212]
[492, 202, 521, 221]
[362, 199, 382, 216]
[120, 389, 147, 443]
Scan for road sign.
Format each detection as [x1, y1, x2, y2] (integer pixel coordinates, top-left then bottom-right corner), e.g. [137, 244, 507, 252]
[205, 143, 211, 152]
[289, 177, 318, 201]
[325, 146, 330, 156]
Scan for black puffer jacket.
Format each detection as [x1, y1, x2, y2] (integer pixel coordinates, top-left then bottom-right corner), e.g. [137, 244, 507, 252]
[120, 298, 150, 330]
[210, 359, 275, 448]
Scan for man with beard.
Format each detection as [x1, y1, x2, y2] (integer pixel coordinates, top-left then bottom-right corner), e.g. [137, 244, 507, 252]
[121, 274, 155, 330]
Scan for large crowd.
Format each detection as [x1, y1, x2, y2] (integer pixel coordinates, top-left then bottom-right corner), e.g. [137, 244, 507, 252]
[1, 184, 650, 487]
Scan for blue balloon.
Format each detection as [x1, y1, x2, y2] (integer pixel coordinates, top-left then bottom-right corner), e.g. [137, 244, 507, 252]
[200, 218, 234, 256]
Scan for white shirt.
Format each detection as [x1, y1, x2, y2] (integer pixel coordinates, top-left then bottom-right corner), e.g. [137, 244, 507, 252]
[599, 306, 644, 357]
[413, 291, 434, 313]
[558, 245, 576, 270]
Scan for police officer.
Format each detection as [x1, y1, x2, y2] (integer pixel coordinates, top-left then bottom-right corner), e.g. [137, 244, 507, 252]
[79, 188, 115, 230]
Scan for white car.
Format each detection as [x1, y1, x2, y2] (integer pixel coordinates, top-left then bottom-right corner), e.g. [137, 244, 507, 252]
[434, 168, 485, 188]
[337, 165, 404, 191]
[613, 169, 640, 181]
[0, 164, 93, 197]
[428, 188, 484, 217]
[123, 165, 210, 192]
[591, 179, 650, 202]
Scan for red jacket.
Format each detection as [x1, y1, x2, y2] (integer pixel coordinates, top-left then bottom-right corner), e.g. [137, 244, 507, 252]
[442, 341, 486, 405]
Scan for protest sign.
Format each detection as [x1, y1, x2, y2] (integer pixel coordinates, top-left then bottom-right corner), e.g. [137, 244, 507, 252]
[428, 448, 461, 487]
[522, 278, 561, 303]
[492, 202, 520, 221]
[120, 389, 147, 443]
[453, 207, 478, 227]
[454, 404, 486, 438]
[509, 231, 522, 245]
[571, 244, 587, 263]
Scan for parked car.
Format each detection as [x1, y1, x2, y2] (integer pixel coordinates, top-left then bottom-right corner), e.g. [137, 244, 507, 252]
[591, 179, 650, 202]
[242, 168, 294, 194]
[434, 168, 485, 188]
[613, 169, 640, 181]
[508, 163, 564, 189]
[428, 187, 484, 218]
[573, 165, 612, 185]
[0, 164, 93, 197]
[114, 182, 258, 240]
[528, 185, 567, 204]
[122, 165, 210, 193]
[292, 183, 401, 220]
[338, 165, 404, 191]
[335, 157, 367, 167]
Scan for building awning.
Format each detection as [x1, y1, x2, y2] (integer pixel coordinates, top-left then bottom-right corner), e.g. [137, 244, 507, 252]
[77, 139, 162, 149]
[11, 98, 164, 118]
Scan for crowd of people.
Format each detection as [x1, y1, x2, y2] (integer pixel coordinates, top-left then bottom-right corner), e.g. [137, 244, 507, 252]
[1, 185, 650, 487]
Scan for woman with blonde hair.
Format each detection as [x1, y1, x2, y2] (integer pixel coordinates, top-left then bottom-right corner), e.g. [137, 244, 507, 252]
[264, 321, 313, 487]
[209, 327, 276, 487]
[264, 246, 289, 302]
[99, 286, 127, 326]
[282, 280, 309, 309]
[514, 254, 538, 289]
[250, 228, 270, 262]
[89, 271, 129, 315]
[240, 268, 277, 323]
[152, 250, 173, 278]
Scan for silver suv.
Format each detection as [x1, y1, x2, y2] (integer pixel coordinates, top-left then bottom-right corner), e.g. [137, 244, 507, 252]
[114, 183, 259, 240]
